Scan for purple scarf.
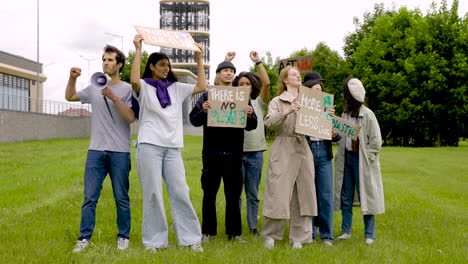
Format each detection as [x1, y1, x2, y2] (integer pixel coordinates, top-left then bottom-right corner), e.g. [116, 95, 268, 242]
[143, 78, 174, 108]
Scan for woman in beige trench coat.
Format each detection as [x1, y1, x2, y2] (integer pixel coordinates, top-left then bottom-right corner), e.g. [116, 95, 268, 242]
[334, 77, 385, 245]
[261, 66, 317, 249]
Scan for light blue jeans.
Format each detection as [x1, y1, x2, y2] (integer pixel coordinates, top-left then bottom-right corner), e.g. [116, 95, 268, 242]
[240, 151, 263, 230]
[136, 143, 201, 248]
[341, 151, 375, 239]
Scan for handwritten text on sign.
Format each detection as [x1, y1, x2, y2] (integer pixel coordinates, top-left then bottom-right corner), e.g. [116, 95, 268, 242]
[207, 86, 251, 128]
[295, 87, 334, 139]
[278, 55, 312, 75]
[331, 116, 361, 140]
[134, 25, 200, 52]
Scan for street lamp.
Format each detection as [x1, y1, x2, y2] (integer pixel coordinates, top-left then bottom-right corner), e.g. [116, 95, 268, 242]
[79, 55, 97, 84]
[105, 32, 124, 52]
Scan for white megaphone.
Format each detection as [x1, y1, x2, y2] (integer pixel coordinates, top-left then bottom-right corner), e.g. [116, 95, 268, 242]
[90, 72, 110, 90]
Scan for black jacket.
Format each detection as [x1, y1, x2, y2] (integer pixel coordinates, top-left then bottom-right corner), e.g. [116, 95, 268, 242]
[189, 92, 258, 156]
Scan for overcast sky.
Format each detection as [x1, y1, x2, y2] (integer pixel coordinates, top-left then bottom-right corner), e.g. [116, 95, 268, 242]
[1, 0, 466, 103]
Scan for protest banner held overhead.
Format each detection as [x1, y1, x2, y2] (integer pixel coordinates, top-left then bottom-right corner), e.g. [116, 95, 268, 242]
[207, 86, 251, 128]
[277, 55, 312, 75]
[295, 87, 334, 140]
[134, 25, 201, 52]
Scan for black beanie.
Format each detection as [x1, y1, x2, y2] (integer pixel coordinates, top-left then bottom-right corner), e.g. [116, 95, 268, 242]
[216, 61, 236, 73]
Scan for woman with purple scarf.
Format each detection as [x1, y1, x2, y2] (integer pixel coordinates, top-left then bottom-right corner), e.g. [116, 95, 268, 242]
[130, 34, 206, 251]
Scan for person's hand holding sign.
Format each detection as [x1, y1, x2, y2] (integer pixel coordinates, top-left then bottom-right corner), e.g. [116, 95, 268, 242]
[194, 42, 204, 60]
[284, 98, 301, 117]
[202, 101, 211, 113]
[244, 105, 254, 117]
[133, 34, 144, 50]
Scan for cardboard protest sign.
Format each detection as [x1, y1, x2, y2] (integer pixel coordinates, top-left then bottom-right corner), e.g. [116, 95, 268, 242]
[134, 25, 200, 52]
[295, 87, 334, 139]
[278, 55, 312, 75]
[331, 116, 361, 140]
[207, 86, 251, 128]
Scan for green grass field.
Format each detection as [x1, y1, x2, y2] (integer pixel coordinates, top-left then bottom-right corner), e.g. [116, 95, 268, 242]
[0, 137, 466, 263]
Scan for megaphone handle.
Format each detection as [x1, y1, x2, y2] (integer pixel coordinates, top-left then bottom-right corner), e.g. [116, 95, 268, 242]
[103, 96, 115, 121]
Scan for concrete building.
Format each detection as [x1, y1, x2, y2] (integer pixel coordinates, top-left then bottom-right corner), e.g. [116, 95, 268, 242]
[0, 50, 47, 113]
[159, 0, 210, 79]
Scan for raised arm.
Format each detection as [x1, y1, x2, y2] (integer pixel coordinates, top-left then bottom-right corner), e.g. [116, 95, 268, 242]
[224, 51, 236, 62]
[65, 67, 81, 101]
[250, 51, 271, 103]
[130, 34, 144, 95]
[192, 43, 207, 95]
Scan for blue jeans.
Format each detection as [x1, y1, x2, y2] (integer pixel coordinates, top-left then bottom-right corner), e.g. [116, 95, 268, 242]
[309, 141, 334, 241]
[79, 150, 131, 240]
[137, 143, 201, 248]
[341, 151, 375, 239]
[240, 151, 263, 230]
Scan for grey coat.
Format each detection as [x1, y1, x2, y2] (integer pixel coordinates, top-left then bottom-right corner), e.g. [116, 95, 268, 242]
[262, 92, 318, 219]
[334, 105, 385, 215]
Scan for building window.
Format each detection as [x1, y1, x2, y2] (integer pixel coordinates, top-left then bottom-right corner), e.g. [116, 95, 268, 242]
[0, 73, 30, 111]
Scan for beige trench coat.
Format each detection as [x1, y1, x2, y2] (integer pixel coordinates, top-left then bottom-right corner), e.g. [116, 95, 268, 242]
[334, 105, 385, 215]
[262, 92, 317, 219]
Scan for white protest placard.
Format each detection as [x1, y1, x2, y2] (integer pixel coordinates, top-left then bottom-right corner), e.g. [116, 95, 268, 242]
[278, 55, 312, 75]
[134, 25, 200, 52]
[295, 87, 334, 140]
[331, 116, 361, 140]
[207, 86, 251, 128]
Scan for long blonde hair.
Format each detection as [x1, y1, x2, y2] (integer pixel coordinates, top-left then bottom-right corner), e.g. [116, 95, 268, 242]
[277, 66, 299, 96]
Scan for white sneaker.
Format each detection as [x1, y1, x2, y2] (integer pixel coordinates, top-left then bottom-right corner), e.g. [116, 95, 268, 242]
[190, 243, 203, 252]
[365, 238, 374, 244]
[337, 233, 351, 240]
[264, 237, 275, 249]
[201, 234, 213, 242]
[322, 239, 334, 246]
[72, 239, 89, 253]
[145, 246, 157, 252]
[292, 242, 302, 249]
[117, 238, 129, 250]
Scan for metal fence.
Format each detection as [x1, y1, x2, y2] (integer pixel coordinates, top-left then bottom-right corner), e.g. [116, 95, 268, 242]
[0, 93, 92, 116]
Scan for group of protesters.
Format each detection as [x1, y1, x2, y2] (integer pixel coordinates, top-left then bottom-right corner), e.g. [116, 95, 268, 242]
[65, 34, 384, 253]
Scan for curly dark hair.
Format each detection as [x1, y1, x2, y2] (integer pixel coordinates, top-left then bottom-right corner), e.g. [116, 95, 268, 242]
[232, 71, 262, 99]
[342, 76, 362, 118]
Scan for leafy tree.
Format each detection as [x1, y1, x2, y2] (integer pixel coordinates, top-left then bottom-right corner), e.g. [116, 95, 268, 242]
[120, 50, 149, 83]
[346, 0, 467, 146]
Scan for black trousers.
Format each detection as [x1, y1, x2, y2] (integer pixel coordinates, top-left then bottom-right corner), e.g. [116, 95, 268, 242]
[201, 154, 243, 237]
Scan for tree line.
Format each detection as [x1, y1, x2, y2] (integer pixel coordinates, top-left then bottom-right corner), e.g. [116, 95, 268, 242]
[121, 0, 467, 147]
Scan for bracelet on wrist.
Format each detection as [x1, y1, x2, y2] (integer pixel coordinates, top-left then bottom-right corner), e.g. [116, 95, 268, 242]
[255, 61, 263, 65]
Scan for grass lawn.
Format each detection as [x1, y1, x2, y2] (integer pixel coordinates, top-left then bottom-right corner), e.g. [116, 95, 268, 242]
[0, 136, 466, 263]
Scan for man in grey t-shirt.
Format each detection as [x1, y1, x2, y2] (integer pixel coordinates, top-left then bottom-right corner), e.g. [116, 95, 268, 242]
[65, 45, 135, 252]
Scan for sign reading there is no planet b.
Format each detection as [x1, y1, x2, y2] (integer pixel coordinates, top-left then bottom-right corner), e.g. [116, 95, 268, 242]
[207, 86, 251, 128]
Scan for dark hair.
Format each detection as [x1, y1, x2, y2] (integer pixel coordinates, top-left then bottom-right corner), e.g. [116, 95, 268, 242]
[342, 76, 362, 118]
[232, 71, 262, 99]
[142, 52, 178, 82]
[103, 45, 125, 72]
[303, 79, 323, 90]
